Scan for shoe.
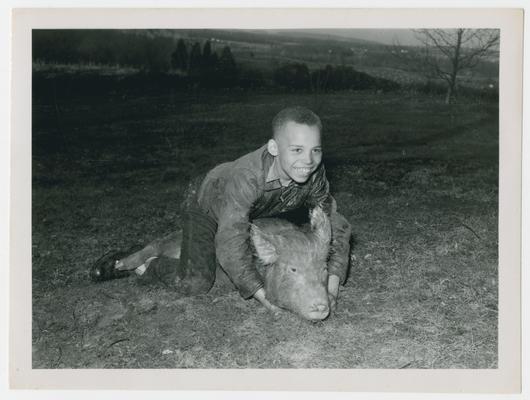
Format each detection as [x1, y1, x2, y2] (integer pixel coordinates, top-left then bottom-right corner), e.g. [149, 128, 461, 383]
[89, 245, 143, 283]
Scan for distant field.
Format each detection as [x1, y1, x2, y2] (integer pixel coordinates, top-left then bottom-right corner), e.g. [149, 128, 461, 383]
[32, 28, 499, 92]
[32, 85, 498, 368]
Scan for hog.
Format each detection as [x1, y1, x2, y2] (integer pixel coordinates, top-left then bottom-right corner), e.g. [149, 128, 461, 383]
[105, 207, 332, 321]
[250, 206, 332, 321]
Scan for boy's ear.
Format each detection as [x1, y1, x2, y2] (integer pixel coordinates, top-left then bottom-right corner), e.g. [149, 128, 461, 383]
[267, 139, 279, 157]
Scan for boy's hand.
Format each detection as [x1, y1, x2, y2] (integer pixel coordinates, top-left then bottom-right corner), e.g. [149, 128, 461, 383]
[327, 274, 340, 313]
[328, 292, 337, 313]
[253, 288, 283, 318]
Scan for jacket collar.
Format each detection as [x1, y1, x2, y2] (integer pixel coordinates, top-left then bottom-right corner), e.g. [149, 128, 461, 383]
[262, 147, 293, 191]
[266, 158, 292, 187]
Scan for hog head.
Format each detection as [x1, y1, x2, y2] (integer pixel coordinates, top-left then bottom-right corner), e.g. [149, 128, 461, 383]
[250, 207, 331, 321]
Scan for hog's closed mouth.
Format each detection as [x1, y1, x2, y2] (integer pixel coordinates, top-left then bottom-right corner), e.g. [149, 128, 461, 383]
[305, 308, 330, 322]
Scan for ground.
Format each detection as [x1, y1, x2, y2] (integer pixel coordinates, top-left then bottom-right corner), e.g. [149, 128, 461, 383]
[32, 89, 498, 368]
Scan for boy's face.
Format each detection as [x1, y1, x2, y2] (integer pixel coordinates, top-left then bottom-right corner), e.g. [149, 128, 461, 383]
[271, 121, 323, 184]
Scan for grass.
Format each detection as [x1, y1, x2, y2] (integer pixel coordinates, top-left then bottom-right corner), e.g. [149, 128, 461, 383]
[32, 86, 498, 368]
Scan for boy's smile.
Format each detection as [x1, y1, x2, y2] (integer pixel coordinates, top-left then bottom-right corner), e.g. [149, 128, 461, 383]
[268, 121, 323, 184]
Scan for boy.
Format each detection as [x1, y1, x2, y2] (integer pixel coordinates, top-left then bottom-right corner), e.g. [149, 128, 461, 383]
[92, 106, 352, 315]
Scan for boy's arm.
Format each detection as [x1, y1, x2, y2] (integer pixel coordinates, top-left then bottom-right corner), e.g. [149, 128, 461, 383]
[306, 166, 351, 286]
[214, 168, 265, 299]
[253, 288, 283, 317]
[327, 274, 340, 311]
[323, 194, 351, 285]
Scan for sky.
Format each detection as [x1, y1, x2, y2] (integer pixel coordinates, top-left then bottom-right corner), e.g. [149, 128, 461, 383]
[272, 29, 499, 50]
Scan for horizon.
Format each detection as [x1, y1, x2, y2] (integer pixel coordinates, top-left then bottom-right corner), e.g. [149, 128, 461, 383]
[278, 29, 422, 46]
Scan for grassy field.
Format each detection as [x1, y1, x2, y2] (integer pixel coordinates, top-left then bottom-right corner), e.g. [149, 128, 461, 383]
[32, 87, 498, 368]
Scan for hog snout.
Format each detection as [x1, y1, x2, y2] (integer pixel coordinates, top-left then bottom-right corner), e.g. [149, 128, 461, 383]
[306, 301, 330, 321]
[313, 303, 329, 312]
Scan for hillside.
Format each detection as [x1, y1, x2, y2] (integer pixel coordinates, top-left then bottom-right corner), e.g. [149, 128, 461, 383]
[125, 29, 500, 88]
[32, 29, 499, 90]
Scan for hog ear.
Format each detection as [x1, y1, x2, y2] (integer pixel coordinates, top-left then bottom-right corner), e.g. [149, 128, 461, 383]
[310, 206, 331, 246]
[250, 224, 278, 265]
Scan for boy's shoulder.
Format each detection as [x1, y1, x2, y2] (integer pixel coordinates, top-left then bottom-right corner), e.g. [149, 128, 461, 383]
[219, 144, 270, 175]
[233, 144, 270, 169]
[206, 144, 271, 184]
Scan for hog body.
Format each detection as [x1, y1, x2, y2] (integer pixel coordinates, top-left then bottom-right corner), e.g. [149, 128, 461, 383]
[119, 207, 332, 321]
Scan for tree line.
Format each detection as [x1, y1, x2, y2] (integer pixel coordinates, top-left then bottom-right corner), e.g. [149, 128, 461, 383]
[33, 31, 239, 87]
[170, 38, 238, 88]
[33, 29, 498, 102]
[33, 30, 400, 93]
[273, 63, 398, 92]
[33, 30, 176, 72]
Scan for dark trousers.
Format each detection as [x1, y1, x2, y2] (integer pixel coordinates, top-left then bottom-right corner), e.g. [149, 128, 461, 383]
[174, 208, 219, 295]
[141, 207, 219, 296]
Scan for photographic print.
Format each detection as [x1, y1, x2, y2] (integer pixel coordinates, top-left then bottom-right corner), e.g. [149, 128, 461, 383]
[10, 8, 522, 392]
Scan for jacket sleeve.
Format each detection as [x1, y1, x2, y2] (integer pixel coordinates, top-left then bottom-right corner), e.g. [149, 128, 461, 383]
[214, 168, 264, 299]
[305, 166, 351, 284]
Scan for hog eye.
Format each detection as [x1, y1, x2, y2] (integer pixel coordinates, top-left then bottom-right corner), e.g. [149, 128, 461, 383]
[290, 267, 297, 272]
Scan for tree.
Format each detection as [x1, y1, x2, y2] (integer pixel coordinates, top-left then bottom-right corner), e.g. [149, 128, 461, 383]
[200, 40, 219, 80]
[404, 29, 499, 104]
[139, 35, 173, 73]
[309, 64, 398, 92]
[273, 63, 310, 90]
[310, 64, 332, 93]
[188, 42, 202, 74]
[210, 52, 219, 69]
[218, 46, 238, 86]
[202, 40, 213, 68]
[171, 39, 188, 71]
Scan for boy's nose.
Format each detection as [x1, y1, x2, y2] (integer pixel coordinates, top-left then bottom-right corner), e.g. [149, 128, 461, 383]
[303, 152, 313, 165]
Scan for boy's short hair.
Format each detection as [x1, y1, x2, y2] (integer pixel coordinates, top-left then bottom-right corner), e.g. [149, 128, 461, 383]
[272, 106, 322, 139]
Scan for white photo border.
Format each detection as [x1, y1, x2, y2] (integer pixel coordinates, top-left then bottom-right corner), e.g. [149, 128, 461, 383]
[9, 7, 523, 392]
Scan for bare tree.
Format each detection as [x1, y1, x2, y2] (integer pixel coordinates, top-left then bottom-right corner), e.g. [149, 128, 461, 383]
[394, 29, 499, 104]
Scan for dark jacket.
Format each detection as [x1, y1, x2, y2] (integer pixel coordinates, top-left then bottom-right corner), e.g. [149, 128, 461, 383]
[194, 144, 350, 299]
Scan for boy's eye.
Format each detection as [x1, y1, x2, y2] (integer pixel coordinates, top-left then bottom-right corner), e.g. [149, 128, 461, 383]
[313, 148, 322, 154]
[292, 148, 302, 153]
